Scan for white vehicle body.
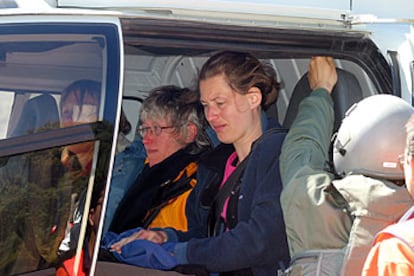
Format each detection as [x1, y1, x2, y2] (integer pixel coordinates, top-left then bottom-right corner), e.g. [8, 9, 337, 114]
[0, 0, 412, 275]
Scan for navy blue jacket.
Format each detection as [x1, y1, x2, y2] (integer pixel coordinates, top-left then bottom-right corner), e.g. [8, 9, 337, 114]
[167, 126, 290, 275]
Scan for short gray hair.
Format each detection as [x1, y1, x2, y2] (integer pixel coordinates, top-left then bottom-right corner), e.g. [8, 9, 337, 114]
[139, 85, 210, 154]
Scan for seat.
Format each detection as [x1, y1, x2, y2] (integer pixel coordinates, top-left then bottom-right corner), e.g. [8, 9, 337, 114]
[283, 68, 364, 132]
[10, 94, 60, 137]
[1, 94, 62, 273]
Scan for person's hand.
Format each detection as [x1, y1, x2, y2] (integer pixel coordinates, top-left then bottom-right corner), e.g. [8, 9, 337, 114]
[110, 229, 167, 253]
[135, 229, 168, 244]
[111, 240, 178, 270]
[307, 56, 338, 94]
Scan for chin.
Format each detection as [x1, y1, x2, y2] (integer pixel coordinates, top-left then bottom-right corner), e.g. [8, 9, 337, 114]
[148, 157, 160, 167]
[217, 135, 232, 144]
[67, 142, 94, 154]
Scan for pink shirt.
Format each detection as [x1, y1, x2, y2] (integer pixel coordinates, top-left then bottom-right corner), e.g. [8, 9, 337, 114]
[220, 151, 238, 227]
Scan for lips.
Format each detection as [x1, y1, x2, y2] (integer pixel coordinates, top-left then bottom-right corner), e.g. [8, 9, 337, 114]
[212, 123, 226, 132]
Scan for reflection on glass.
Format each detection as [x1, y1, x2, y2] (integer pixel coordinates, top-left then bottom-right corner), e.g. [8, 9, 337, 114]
[8, 94, 60, 138]
[0, 92, 13, 139]
[0, 141, 98, 275]
[0, 32, 104, 141]
[60, 80, 101, 128]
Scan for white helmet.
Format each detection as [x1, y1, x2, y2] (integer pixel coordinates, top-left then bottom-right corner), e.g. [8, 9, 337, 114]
[333, 94, 414, 180]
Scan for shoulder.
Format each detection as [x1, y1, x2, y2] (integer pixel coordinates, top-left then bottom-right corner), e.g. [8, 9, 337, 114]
[262, 127, 287, 141]
[374, 235, 414, 265]
[246, 128, 288, 171]
[363, 235, 414, 276]
[378, 219, 414, 246]
[116, 138, 145, 160]
[252, 127, 288, 152]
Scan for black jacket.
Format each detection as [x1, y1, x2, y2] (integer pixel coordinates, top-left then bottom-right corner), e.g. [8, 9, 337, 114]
[109, 148, 203, 233]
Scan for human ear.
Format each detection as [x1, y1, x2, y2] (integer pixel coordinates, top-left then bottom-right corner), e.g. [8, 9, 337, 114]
[185, 123, 198, 143]
[88, 208, 96, 227]
[247, 87, 262, 109]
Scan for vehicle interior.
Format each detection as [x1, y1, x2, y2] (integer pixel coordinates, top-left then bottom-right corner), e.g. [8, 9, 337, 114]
[119, 18, 389, 141]
[100, 19, 392, 274]
[0, 15, 395, 275]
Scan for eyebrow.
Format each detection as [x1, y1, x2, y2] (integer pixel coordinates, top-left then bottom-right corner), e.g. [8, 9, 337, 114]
[201, 95, 224, 103]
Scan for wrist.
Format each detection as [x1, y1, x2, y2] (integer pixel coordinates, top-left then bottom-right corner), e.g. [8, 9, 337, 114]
[313, 82, 334, 93]
[157, 230, 168, 243]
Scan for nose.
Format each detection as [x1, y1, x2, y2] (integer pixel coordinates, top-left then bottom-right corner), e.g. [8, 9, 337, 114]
[142, 130, 154, 144]
[204, 105, 218, 123]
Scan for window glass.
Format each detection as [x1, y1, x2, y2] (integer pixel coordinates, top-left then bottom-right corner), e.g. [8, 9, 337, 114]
[0, 92, 13, 138]
[0, 32, 105, 140]
[121, 97, 143, 141]
[0, 141, 101, 275]
[0, 22, 121, 275]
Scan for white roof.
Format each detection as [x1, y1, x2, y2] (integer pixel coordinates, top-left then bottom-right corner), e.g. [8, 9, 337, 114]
[3, 0, 413, 28]
[56, 0, 414, 20]
[56, 0, 349, 21]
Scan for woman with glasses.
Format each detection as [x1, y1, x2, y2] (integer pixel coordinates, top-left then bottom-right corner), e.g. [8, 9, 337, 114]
[107, 85, 210, 234]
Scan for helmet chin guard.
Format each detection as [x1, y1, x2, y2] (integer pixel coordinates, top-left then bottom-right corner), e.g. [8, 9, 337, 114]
[333, 94, 414, 180]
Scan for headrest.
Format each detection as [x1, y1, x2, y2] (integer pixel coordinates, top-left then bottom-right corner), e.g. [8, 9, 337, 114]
[283, 68, 363, 132]
[10, 94, 60, 137]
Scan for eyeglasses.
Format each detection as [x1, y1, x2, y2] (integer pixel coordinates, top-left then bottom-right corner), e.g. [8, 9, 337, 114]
[136, 125, 175, 137]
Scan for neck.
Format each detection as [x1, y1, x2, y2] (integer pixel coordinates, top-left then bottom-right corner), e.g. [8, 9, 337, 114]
[233, 124, 262, 163]
[77, 149, 94, 171]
